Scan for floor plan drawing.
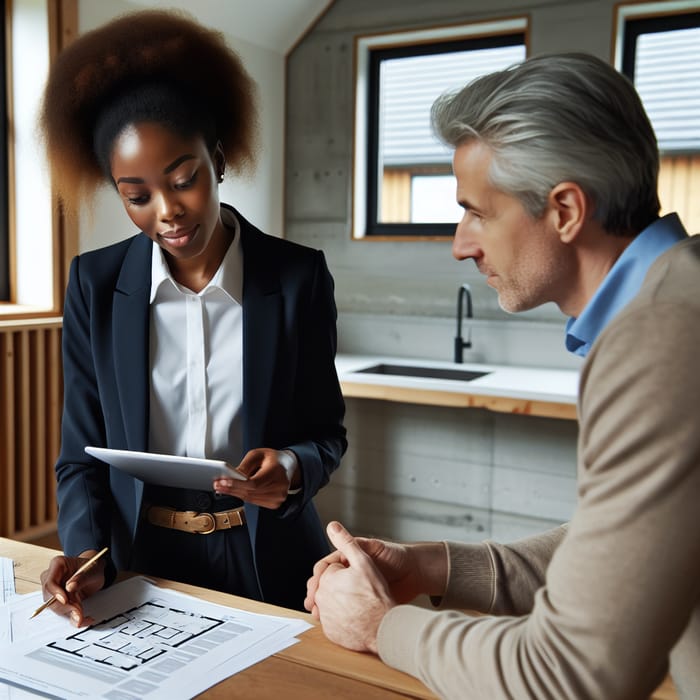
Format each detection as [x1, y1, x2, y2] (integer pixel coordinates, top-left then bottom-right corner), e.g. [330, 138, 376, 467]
[48, 600, 245, 671]
[0, 576, 311, 699]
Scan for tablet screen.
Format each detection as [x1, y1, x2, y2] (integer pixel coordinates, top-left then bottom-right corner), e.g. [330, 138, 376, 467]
[84, 446, 247, 491]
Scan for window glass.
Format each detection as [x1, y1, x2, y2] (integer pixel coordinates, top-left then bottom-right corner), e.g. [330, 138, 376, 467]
[5, 0, 54, 311]
[373, 40, 525, 232]
[410, 175, 463, 224]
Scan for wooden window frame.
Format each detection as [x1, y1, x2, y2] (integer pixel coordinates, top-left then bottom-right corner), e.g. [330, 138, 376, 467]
[0, 0, 78, 319]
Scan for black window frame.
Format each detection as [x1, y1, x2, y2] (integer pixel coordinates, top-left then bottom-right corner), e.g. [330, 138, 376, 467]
[621, 10, 700, 82]
[0, 0, 9, 301]
[365, 31, 525, 238]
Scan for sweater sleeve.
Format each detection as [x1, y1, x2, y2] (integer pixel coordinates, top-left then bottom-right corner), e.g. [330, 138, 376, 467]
[377, 299, 700, 699]
[440, 524, 567, 615]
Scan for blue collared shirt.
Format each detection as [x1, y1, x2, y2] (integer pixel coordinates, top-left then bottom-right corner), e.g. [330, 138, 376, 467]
[566, 213, 688, 357]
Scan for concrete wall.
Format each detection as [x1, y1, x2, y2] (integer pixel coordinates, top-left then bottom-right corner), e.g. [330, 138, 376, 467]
[285, 0, 620, 329]
[286, 0, 623, 542]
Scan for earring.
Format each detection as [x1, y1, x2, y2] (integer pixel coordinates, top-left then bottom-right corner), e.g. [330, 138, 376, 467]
[218, 173, 224, 183]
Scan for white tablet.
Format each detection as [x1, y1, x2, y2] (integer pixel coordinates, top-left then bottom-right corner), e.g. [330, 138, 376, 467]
[84, 446, 247, 491]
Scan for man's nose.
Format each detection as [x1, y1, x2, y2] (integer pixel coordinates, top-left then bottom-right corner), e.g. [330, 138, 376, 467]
[452, 219, 479, 261]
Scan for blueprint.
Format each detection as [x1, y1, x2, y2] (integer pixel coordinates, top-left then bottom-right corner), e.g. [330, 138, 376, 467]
[0, 575, 311, 699]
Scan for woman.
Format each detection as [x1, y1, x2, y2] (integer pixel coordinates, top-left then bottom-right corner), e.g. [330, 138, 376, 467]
[38, 9, 346, 623]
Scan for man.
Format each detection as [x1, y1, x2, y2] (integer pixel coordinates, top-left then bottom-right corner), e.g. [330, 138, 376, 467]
[305, 53, 700, 699]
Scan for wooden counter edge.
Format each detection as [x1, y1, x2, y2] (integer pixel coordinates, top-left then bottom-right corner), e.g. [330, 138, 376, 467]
[341, 381, 577, 420]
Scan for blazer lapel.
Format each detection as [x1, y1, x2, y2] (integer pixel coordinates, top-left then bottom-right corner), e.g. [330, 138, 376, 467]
[113, 235, 152, 453]
[240, 223, 281, 453]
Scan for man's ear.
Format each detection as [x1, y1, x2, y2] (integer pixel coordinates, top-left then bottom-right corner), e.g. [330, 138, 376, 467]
[546, 182, 588, 243]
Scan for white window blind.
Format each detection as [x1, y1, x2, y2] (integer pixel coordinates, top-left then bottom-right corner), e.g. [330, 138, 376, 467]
[634, 25, 700, 152]
[379, 44, 526, 167]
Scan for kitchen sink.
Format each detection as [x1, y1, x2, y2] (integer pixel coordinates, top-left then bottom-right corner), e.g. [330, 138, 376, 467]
[354, 363, 490, 382]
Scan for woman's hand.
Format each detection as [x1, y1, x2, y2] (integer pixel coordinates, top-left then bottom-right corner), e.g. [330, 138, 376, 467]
[39, 551, 106, 627]
[212, 448, 299, 509]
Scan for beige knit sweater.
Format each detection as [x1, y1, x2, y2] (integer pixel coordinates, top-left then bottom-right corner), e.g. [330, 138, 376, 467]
[377, 236, 700, 699]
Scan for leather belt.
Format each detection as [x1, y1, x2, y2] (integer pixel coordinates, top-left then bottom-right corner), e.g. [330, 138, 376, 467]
[146, 505, 245, 534]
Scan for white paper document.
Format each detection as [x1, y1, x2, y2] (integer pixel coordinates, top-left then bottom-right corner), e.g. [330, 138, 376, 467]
[0, 558, 15, 604]
[0, 590, 75, 648]
[0, 576, 311, 699]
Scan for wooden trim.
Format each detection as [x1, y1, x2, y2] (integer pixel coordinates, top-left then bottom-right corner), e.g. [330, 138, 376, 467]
[0, 307, 64, 321]
[340, 381, 578, 421]
[48, 0, 79, 312]
[351, 235, 453, 242]
[0, 316, 62, 330]
[352, 13, 529, 47]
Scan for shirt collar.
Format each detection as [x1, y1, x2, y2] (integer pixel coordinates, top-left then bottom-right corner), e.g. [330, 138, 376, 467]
[149, 206, 243, 304]
[565, 213, 688, 357]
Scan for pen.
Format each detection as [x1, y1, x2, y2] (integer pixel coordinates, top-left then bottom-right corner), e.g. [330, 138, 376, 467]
[30, 546, 109, 619]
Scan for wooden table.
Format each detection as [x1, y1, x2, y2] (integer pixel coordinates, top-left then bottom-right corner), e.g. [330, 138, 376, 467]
[1, 537, 435, 699]
[2, 538, 677, 699]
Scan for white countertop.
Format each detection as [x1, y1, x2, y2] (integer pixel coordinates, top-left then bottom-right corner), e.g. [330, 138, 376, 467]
[336, 354, 580, 407]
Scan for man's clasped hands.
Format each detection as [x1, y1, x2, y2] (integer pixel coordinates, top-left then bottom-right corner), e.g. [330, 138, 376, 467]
[304, 521, 448, 653]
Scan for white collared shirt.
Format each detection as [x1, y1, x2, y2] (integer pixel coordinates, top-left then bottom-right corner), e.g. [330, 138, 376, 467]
[148, 209, 244, 464]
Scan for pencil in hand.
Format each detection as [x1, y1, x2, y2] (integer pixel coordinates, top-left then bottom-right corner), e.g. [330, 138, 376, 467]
[30, 546, 109, 620]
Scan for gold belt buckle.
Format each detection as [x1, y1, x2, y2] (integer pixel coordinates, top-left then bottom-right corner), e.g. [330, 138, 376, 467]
[195, 512, 216, 534]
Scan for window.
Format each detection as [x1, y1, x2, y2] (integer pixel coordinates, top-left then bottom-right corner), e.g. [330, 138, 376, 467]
[615, 1, 700, 232]
[352, 18, 527, 240]
[0, 0, 77, 316]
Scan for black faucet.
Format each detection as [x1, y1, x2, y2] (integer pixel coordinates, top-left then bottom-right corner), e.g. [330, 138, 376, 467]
[454, 283, 473, 363]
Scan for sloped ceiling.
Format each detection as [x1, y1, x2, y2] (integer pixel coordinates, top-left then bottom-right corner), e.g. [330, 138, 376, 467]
[124, 0, 333, 54]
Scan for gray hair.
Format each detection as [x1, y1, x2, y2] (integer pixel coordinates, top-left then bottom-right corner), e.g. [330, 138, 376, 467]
[431, 53, 660, 235]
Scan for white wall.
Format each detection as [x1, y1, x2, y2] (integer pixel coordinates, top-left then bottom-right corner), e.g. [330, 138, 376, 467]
[77, 0, 285, 253]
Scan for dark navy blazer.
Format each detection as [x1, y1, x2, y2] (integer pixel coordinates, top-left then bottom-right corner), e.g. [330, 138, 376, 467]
[55, 205, 347, 609]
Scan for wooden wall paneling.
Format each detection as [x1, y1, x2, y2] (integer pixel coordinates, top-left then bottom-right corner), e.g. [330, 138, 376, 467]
[18, 328, 30, 532]
[0, 322, 62, 538]
[47, 325, 61, 521]
[0, 332, 16, 535]
[33, 328, 46, 523]
[380, 170, 411, 222]
[688, 155, 700, 233]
